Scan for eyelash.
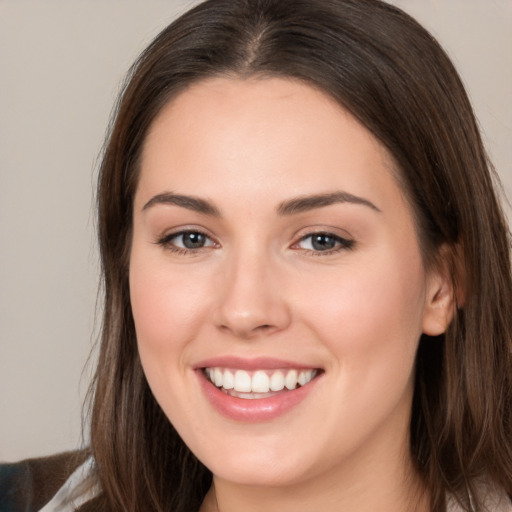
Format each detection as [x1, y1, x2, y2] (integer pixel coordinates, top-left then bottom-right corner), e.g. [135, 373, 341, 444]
[155, 230, 355, 256]
[294, 232, 355, 255]
[156, 230, 217, 255]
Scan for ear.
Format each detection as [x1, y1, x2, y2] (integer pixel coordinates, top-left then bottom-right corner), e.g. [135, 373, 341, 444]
[421, 244, 460, 336]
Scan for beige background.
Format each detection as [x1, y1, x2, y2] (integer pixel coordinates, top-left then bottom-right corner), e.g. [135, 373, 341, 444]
[0, 1, 511, 462]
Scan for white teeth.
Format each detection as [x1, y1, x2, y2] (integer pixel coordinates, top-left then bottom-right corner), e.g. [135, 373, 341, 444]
[269, 371, 285, 391]
[285, 369, 298, 390]
[298, 370, 313, 386]
[223, 369, 234, 390]
[205, 367, 318, 394]
[214, 368, 223, 387]
[234, 370, 252, 392]
[252, 371, 270, 393]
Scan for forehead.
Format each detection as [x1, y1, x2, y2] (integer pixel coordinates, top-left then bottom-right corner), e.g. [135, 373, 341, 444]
[137, 76, 405, 216]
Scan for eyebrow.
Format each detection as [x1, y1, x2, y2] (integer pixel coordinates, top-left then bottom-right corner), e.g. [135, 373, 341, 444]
[277, 191, 381, 215]
[142, 192, 221, 216]
[142, 190, 380, 217]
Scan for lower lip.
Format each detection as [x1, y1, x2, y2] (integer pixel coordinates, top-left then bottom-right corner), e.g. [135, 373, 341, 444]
[196, 370, 321, 422]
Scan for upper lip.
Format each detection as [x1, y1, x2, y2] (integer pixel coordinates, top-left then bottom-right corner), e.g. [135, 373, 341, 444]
[194, 356, 321, 371]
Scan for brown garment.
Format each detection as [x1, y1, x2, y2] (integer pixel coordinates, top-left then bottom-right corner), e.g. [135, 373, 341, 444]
[0, 450, 89, 512]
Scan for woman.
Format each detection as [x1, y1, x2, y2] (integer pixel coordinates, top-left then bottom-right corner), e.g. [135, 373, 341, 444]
[2, 0, 511, 511]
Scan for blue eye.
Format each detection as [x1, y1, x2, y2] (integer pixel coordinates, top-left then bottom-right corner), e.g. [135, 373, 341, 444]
[297, 233, 354, 252]
[175, 232, 210, 249]
[158, 230, 216, 252]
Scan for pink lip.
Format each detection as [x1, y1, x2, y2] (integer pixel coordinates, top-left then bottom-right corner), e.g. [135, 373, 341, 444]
[194, 359, 322, 422]
[194, 356, 318, 371]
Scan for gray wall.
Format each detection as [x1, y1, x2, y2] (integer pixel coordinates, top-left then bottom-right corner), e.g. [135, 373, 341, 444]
[1, 0, 510, 462]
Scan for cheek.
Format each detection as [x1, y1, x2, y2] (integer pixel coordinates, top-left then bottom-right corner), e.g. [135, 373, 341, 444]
[289, 251, 427, 450]
[128, 249, 218, 430]
[129, 249, 213, 367]
[297, 249, 427, 381]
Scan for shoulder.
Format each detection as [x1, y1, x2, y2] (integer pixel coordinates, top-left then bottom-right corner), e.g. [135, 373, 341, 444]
[477, 487, 512, 512]
[0, 450, 89, 512]
[447, 483, 512, 512]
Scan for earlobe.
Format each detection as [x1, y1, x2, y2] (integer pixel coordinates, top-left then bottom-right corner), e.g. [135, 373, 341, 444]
[421, 245, 460, 336]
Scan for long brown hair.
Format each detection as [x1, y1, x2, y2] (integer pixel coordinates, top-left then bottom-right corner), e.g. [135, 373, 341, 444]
[88, 1, 512, 510]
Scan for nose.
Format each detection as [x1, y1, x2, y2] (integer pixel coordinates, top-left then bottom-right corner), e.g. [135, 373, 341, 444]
[214, 249, 291, 339]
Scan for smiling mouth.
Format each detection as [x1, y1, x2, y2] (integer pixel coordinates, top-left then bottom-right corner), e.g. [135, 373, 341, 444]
[203, 367, 320, 399]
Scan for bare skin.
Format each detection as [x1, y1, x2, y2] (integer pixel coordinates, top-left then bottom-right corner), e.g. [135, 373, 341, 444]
[131, 77, 453, 512]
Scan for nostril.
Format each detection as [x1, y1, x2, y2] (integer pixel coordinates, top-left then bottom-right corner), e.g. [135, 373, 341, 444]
[218, 322, 278, 339]
[254, 324, 276, 335]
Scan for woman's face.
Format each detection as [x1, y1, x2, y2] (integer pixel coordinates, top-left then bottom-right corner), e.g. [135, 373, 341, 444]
[130, 77, 451, 489]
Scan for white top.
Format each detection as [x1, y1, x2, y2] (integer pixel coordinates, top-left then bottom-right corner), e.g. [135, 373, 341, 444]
[39, 458, 511, 512]
[446, 486, 512, 512]
[38, 457, 99, 512]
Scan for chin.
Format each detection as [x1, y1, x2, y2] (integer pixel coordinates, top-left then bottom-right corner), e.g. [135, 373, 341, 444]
[205, 454, 309, 487]
[184, 426, 327, 488]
